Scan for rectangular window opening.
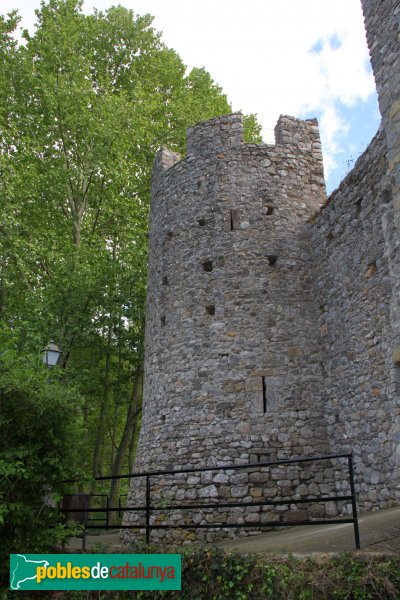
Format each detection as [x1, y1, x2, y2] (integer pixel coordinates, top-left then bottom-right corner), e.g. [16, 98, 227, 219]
[267, 255, 278, 266]
[230, 209, 239, 231]
[206, 305, 215, 315]
[262, 376, 267, 413]
[202, 259, 213, 272]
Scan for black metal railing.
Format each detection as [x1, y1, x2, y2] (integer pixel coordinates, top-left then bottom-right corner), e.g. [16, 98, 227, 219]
[61, 452, 360, 549]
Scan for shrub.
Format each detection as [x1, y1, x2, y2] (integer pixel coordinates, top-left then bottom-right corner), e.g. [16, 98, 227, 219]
[0, 327, 82, 584]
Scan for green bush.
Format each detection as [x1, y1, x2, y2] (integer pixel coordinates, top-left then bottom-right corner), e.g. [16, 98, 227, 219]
[1, 545, 399, 599]
[0, 327, 82, 583]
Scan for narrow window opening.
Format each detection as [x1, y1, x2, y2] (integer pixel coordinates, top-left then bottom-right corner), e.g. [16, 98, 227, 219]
[162, 276, 169, 285]
[262, 376, 267, 413]
[266, 205, 274, 216]
[326, 232, 333, 242]
[160, 316, 166, 326]
[230, 209, 239, 231]
[198, 218, 206, 226]
[206, 305, 215, 315]
[166, 231, 173, 240]
[202, 260, 213, 272]
[382, 188, 392, 204]
[267, 255, 278, 266]
[355, 198, 362, 217]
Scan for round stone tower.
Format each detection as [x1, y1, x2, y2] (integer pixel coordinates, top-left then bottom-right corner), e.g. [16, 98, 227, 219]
[124, 113, 331, 542]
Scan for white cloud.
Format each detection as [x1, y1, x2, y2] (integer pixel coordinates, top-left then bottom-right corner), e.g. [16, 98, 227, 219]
[3, 0, 380, 188]
[118, 0, 377, 183]
[317, 104, 350, 176]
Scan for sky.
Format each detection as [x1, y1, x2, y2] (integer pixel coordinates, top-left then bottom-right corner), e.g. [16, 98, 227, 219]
[1, 0, 381, 194]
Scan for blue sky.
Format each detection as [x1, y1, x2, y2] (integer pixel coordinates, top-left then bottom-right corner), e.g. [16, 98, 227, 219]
[1, 0, 381, 194]
[302, 94, 381, 192]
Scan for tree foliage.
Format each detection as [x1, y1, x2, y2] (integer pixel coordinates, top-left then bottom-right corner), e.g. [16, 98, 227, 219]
[0, 326, 82, 582]
[0, 0, 262, 542]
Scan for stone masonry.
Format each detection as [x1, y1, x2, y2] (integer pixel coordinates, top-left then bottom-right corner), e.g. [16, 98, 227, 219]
[123, 1, 400, 542]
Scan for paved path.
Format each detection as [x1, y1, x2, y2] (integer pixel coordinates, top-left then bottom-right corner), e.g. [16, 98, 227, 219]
[67, 506, 400, 555]
[217, 506, 400, 555]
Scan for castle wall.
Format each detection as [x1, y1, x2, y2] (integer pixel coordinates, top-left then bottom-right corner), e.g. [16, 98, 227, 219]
[123, 115, 345, 543]
[138, 114, 329, 475]
[310, 130, 400, 507]
[122, 1, 400, 544]
[360, 0, 400, 495]
[361, 0, 400, 192]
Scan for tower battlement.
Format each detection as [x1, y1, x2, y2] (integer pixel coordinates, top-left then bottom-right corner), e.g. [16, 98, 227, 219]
[187, 113, 243, 156]
[152, 114, 325, 219]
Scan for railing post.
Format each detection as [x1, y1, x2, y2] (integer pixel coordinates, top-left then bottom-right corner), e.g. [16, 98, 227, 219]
[348, 454, 361, 549]
[82, 495, 88, 552]
[145, 475, 151, 544]
[106, 494, 109, 527]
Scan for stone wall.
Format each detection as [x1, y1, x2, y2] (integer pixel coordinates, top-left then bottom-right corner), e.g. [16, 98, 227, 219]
[139, 113, 329, 475]
[361, 0, 400, 480]
[310, 129, 400, 507]
[361, 0, 400, 189]
[123, 114, 349, 543]
[123, 1, 400, 544]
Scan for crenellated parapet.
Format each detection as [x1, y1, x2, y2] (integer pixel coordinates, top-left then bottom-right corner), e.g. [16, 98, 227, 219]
[187, 113, 244, 156]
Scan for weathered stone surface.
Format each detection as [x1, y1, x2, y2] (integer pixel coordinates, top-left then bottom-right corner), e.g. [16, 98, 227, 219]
[122, 2, 400, 544]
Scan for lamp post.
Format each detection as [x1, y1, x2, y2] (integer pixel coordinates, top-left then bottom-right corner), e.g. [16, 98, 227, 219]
[42, 340, 62, 368]
[40, 340, 62, 514]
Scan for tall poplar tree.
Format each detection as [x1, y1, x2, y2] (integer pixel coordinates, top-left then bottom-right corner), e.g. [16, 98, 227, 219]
[0, 0, 262, 518]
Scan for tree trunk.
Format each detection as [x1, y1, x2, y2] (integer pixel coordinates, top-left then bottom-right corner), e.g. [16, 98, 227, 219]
[91, 323, 113, 488]
[107, 367, 143, 525]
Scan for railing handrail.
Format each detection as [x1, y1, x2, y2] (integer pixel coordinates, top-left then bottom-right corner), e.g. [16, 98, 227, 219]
[60, 452, 360, 550]
[62, 452, 352, 484]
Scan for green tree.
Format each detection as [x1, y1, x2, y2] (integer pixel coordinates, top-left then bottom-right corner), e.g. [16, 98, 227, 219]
[0, 0, 262, 526]
[0, 326, 82, 582]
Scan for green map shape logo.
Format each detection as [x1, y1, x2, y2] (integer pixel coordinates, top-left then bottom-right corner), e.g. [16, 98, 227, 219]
[10, 554, 49, 590]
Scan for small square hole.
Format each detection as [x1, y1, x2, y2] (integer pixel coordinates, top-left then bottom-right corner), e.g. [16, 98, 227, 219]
[267, 255, 278, 266]
[206, 305, 215, 315]
[202, 260, 213, 272]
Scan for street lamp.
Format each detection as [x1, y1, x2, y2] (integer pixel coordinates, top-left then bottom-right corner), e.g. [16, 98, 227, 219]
[42, 340, 62, 368]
